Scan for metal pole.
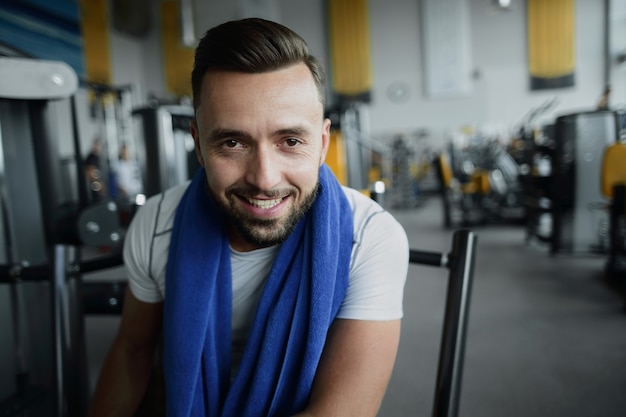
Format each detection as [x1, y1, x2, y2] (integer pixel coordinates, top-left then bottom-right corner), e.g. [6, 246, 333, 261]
[52, 244, 67, 417]
[409, 249, 448, 268]
[432, 229, 477, 417]
[51, 244, 90, 417]
[71, 96, 90, 209]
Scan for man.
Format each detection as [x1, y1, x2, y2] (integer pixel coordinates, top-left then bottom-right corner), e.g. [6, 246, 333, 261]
[88, 18, 408, 417]
[113, 143, 142, 202]
[113, 143, 143, 224]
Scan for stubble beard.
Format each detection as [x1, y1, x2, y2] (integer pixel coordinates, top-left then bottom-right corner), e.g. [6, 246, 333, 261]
[211, 181, 320, 248]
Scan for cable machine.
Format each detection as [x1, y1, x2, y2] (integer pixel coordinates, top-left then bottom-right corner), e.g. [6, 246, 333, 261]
[132, 102, 198, 198]
[0, 56, 122, 417]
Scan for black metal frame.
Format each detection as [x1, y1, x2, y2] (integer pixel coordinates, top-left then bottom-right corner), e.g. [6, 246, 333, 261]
[409, 229, 478, 417]
[0, 250, 125, 417]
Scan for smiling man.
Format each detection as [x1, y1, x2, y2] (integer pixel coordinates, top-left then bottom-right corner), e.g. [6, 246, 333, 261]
[196, 64, 326, 251]
[88, 18, 408, 417]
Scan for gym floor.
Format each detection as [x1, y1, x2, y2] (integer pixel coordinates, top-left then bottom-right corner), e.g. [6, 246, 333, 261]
[379, 195, 626, 417]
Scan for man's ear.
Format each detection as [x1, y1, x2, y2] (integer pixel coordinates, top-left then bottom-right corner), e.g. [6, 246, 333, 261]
[319, 117, 331, 166]
[190, 119, 205, 168]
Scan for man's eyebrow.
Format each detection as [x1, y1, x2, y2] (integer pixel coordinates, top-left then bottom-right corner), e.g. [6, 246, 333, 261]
[207, 128, 251, 142]
[207, 124, 313, 142]
[274, 125, 312, 136]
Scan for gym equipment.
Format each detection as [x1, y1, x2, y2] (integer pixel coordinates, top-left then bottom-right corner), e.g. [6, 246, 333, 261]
[390, 135, 420, 209]
[326, 105, 390, 197]
[601, 140, 626, 288]
[519, 124, 555, 244]
[0, 56, 80, 416]
[551, 109, 622, 254]
[435, 151, 489, 228]
[81, 82, 137, 203]
[0, 57, 123, 417]
[435, 139, 524, 228]
[132, 103, 198, 198]
[410, 229, 478, 417]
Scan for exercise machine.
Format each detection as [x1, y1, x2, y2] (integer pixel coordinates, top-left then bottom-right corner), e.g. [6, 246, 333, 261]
[0, 56, 124, 417]
[601, 135, 626, 293]
[435, 139, 524, 229]
[132, 102, 198, 198]
[550, 109, 622, 254]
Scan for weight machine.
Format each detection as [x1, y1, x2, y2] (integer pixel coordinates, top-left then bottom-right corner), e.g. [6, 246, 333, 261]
[0, 57, 124, 416]
[550, 109, 622, 254]
[0, 55, 204, 417]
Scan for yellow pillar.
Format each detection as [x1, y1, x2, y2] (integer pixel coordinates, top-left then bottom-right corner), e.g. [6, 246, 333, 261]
[328, 0, 372, 100]
[79, 0, 111, 84]
[326, 130, 348, 185]
[161, 0, 195, 98]
[527, 0, 575, 89]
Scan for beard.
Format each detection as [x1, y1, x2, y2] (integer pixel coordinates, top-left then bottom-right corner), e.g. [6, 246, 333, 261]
[210, 181, 320, 248]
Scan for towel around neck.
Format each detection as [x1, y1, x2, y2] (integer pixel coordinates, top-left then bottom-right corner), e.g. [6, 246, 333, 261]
[163, 164, 354, 417]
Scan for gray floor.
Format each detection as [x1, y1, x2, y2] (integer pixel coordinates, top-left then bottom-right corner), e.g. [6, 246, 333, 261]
[379, 196, 626, 417]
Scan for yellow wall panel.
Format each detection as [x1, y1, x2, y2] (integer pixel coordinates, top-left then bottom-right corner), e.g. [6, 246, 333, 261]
[328, 0, 372, 97]
[528, 0, 575, 88]
[79, 0, 111, 84]
[161, 0, 195, 98]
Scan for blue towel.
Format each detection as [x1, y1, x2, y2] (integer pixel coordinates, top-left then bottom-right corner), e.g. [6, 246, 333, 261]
[163, 164, 354, 417]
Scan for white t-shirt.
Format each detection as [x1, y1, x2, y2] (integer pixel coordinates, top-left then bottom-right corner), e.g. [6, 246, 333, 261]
[123, 182, 409, 356]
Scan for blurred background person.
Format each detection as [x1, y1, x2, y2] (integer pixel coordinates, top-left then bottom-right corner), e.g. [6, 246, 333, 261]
[113, 143, 143, 223]
[84, 137, 106, 202]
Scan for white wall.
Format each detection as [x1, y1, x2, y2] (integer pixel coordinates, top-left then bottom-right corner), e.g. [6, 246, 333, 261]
[366, 0, 615, 143]
[106, 0, 625, 145]
[107, 0, 163, 104]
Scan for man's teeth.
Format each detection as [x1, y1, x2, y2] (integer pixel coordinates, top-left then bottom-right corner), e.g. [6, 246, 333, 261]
[246, 197, 283, 209]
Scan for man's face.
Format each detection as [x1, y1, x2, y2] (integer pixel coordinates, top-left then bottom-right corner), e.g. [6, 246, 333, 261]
[191, 63, 330, 252]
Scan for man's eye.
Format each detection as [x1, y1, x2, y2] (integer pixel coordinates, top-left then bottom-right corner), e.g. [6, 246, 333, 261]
[223, 139, 241, 148]
[285, 138, 301, 147]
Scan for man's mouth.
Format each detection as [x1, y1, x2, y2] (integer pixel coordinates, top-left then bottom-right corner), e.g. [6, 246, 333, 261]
[245, 196, 285, 210]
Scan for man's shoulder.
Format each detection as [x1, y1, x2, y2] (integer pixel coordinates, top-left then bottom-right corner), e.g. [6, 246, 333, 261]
[145, 181, 189, 209]
[134, 182, 190, 230]
[341, 186, 383, 216]
[340, 186, 402, 238]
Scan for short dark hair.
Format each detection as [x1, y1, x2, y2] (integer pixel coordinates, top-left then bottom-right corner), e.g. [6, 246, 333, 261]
[191, 18, 325, 111]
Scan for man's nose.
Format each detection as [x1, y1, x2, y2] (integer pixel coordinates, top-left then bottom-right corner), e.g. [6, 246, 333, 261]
[245, 146, 281, 190]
